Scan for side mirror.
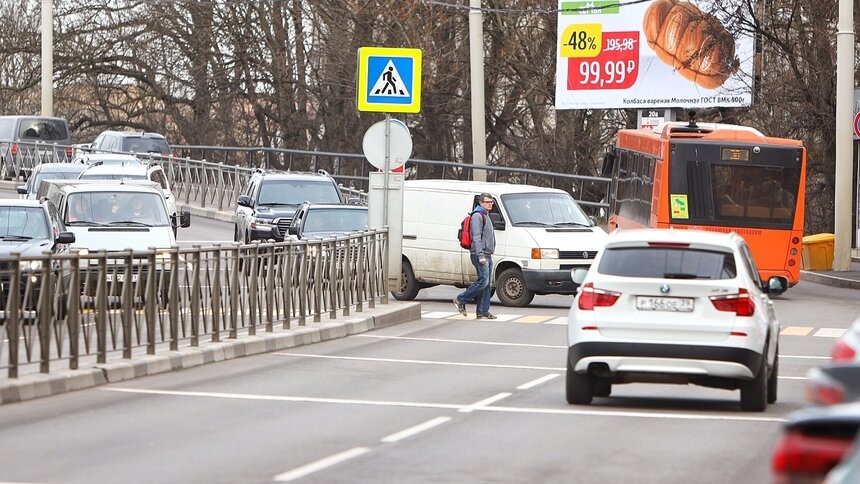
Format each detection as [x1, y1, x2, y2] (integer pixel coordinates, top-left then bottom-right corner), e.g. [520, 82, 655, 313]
[571, 268, 589, 285]
[288, 225, 299, 236]
[237, 195, 252, 207]
[179, 210, 191, 228]
[588, 216, 598, 227]
[56, 231, 75, 244]
[489, 212, 506, 231]
[16, 185, 27, 195]
[764, 276, 787, 295]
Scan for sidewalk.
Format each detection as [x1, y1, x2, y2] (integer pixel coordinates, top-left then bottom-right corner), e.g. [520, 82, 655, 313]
[800, 249, 860, 290]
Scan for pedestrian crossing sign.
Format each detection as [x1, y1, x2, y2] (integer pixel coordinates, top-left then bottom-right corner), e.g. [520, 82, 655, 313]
[357, 47, 422, 113]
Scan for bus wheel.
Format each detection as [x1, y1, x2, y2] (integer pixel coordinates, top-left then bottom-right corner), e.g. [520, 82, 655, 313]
[392, 259, 419, 301]
[496, 268, 534, 307]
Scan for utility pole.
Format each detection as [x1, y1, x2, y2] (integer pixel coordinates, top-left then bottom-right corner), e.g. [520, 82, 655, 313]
[834, 0, 854, 270]
[41, 0, 53, 116]
[469, 0, 487, 181]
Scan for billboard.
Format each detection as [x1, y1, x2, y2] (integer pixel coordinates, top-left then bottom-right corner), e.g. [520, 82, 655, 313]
[555, 0, 755, 110]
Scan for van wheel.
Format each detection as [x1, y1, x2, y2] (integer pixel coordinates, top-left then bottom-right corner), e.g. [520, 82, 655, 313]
[392, 259, 419, 301]
[496, 268, 534, 307]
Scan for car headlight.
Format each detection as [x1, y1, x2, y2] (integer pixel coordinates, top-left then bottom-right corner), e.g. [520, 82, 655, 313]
[20, 260, 42, 271]
[530, 248, 559, 259]
[251, 218, 275, 229]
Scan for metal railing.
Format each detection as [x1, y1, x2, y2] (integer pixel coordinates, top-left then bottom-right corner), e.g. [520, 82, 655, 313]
[0, 231, 388, 378]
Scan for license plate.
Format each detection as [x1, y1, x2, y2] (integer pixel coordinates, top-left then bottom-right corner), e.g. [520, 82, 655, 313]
[636, 296, 694, 312]
[105, 273, 139, 283]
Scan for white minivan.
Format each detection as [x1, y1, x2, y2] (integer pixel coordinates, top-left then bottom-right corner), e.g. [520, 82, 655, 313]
[392, 180, 608, 306]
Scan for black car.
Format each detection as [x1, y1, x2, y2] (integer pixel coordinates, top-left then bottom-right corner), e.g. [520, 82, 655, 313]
[0, 199, 75, 318]
[274, 202, 369, 240]
[234, 169, 345, 243]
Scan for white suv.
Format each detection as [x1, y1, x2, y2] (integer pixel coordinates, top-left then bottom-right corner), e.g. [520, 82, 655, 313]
[567, 228, 785, 412]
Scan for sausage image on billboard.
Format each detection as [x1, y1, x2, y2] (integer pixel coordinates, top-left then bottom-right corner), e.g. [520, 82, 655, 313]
[643, 0, 740, 89]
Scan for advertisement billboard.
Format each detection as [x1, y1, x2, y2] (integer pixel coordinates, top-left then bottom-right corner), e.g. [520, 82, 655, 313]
[555, 0, 755, 110]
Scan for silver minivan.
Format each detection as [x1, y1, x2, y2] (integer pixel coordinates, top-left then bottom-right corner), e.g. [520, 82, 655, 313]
[0, 115, 73, 180]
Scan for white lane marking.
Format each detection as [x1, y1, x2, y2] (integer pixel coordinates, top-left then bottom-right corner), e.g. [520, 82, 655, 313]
[273, 352, 562, 371]
[380, 416, 452, 443]
[272, 447, 369, 482]
[356, 334, 565, 349]
[100, 387, 786, 423]
[814, 328, 847, 338]
[101, 387, 463, 410]
[459, 392, 512, 413]
[517, 373, 560, 390]
[779, 355, 831, 360]
[275, 353, 808, 380]
[545, 317, 568, 325]
[489, 314, 521, 322]
[422, 311, 458, 319]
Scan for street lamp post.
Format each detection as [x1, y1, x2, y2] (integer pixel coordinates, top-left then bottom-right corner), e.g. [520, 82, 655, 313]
[469, 0, 487, 181]
[834, 0, 854, 270]
[41, 0, 53, 116]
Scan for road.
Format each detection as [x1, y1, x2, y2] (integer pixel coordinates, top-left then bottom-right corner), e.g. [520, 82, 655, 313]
[0, 279, 854, 483]
[0, 186, 856, 483]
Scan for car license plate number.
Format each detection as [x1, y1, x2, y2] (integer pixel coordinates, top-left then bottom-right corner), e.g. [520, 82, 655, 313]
[105, 273, 139, 283]
[636, 296, 694, 312]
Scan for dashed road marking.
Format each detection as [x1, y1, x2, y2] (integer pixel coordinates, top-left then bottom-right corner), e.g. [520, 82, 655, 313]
[380, 416, 451, 443]
[272, 447, 370, 482]
[813, 328, 847, 338]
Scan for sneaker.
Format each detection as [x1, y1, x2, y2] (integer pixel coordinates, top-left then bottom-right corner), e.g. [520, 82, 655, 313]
[477, 312, 498, 320]
[453, 298, 467, 316]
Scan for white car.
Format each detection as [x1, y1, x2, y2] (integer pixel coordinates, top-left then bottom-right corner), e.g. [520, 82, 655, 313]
[566, 228, 785, 412]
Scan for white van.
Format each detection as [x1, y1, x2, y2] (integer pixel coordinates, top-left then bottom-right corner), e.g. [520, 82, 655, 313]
[392, 180, 608, 306]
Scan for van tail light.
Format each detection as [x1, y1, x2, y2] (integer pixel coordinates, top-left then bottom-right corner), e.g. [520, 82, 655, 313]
[805, 373, 845, 406]
[578, 283, 620, 310]
[65, 146, 73, 157]
[831, 339, 857, 361]
[10, 143, 18, 156]
[772, 431, 852, 477]
[709, 288, 755, 317]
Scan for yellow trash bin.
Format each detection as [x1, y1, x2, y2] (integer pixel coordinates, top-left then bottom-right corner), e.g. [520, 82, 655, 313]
[801, 233, 835, 271]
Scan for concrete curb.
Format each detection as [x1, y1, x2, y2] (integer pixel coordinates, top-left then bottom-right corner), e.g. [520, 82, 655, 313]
[180, 203, 234, 223]
[800, 270, 860, 290]
[0, 301, 421, 405]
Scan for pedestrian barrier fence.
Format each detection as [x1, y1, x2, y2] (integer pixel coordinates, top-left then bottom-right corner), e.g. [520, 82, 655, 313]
[0, 231, 388, 378]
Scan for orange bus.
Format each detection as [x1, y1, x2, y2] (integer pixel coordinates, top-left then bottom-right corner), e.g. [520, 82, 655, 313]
[603, 119, 806, 287]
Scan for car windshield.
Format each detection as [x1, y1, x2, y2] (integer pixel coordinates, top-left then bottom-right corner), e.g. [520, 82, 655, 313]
[258, 180, 341, 205]
[17, 119, 68, 141]
[65, 192, 169, 226]
[501, 192, 592, 226]
[598, 247, 737, 279]
[0, 206, 49, 239]
[122, 138, 170, 154]
[304, 208, 368, 234]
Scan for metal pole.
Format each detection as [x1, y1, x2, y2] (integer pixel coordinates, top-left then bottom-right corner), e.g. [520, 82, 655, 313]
[834, 0, 854, 270]
[469, 0, 487, 181]
[41, 0, 53, 116]
[383, 114, 391, 228]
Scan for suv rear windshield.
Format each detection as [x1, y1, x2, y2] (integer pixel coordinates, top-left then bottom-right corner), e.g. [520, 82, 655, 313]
[121, 137, 171, 154]
[598, 247, 737, 280]
[17, 119, 68, 141]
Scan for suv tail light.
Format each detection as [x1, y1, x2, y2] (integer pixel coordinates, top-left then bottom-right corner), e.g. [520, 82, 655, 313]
[831, 339, 857, 361]
[578, 283, 620, 310]
[10, 143, 18, 156]
[772, 430, 852, 478]
[65, 146, 73, 157]
[709, 288, 755, 316]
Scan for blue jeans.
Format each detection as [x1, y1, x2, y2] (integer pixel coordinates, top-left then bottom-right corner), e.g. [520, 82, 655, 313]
[457, 254, 493, 314]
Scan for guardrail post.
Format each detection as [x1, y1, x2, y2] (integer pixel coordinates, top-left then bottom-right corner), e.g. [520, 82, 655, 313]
[191, 246, 201, 347]
[381, 229, 390, 304]
[265, 243, 274, 332]
[122, 250, 134, 359]
[7, 253, 21, 378]
[282, 240, 293, 329]
[96, 253, 107, 364]
[313, 241, 322, 323]
[39, 253, 52, 373]
[367, 232, 377, 308]
[229, 243, 239, 339]
[342, 236, 352, 317]
[68, 255, 80, 370]
[298, 243, 307, 326]
[145, 249, 157, 355]
[356, 234, 365, 313]
[169, 250, 179, 351]
[249, 243, 259, 335]
[328, 238, 337, 319]
[211, 246, 221, 343]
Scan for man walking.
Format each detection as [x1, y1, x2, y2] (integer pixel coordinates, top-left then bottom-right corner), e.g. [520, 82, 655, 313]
[453, 193, 497, 319]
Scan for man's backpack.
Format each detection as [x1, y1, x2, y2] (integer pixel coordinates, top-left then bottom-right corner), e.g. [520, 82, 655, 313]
[457, 211, 485, 250]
